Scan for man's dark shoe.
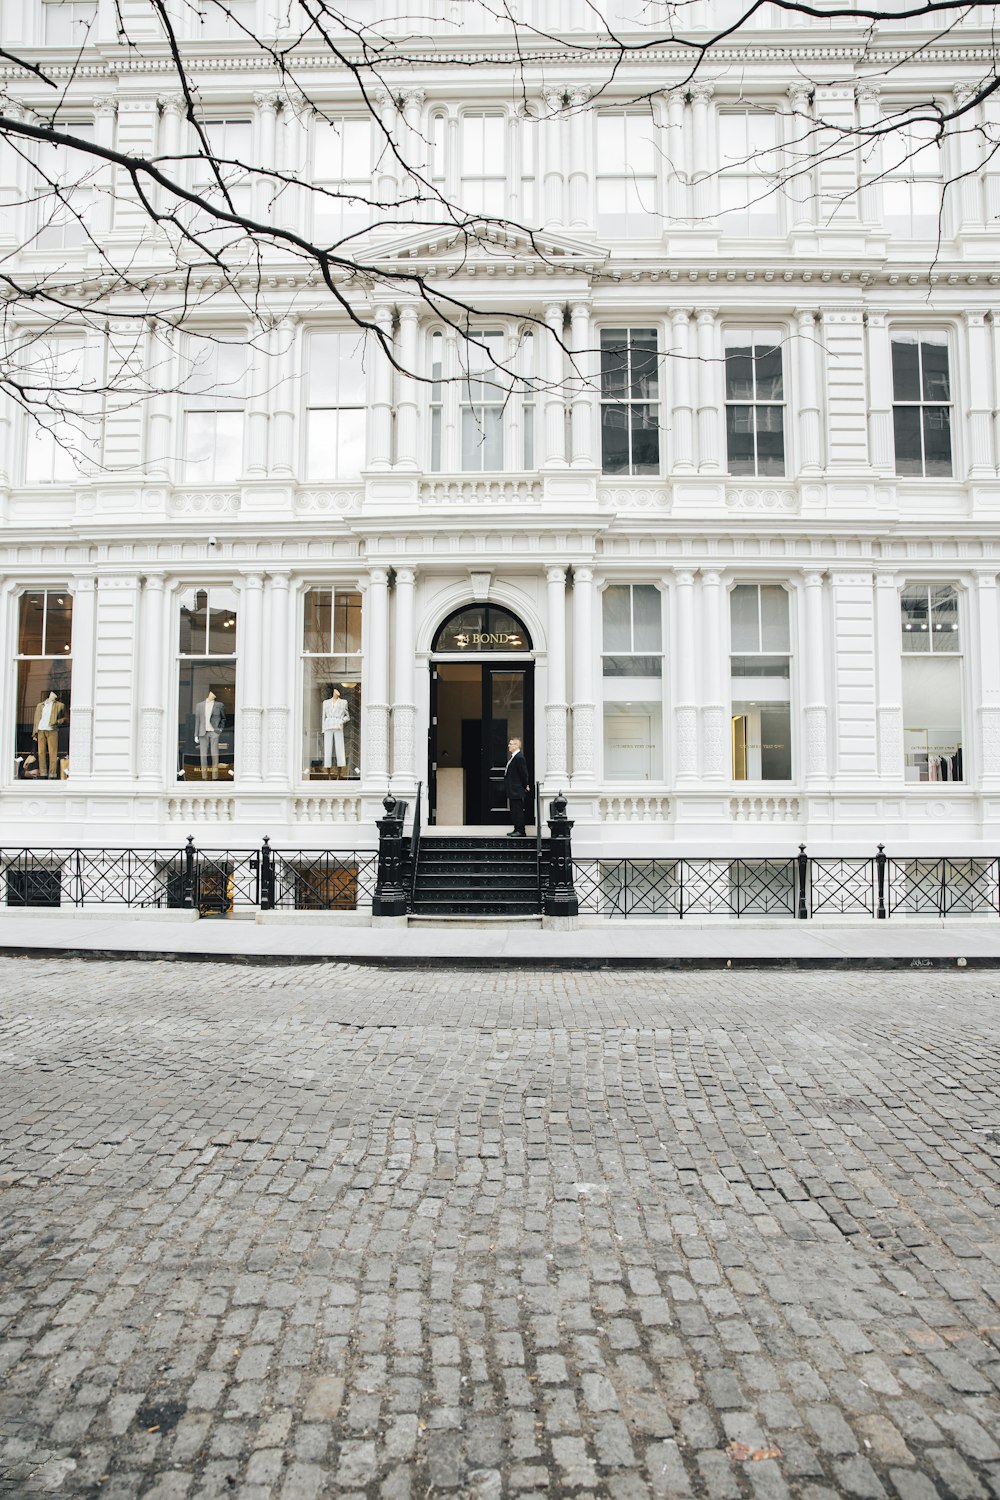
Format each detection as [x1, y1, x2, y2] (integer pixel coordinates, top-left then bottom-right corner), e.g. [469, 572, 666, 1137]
[507, 831, 526, 838]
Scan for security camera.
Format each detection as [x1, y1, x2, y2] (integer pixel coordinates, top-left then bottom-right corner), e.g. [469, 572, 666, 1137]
[208, 535, 218, 548]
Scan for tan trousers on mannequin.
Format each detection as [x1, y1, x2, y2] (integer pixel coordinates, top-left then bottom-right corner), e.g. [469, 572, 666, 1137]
[36, 730, 59, 778]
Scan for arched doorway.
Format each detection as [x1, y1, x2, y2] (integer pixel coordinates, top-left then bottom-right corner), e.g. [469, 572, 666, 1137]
[429, 604, 534, 826]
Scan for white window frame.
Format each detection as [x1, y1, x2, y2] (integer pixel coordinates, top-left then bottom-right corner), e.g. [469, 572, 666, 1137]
[312, 115, 373, 243]
[20, 335, 101, 484]
[40, 0, 97, 45]
[890, 327, 954, 479]
[30, 120, 96, 251]
[723, 326, 788, 479]
[728, 581, 794, 784]
[880, 110, 946, 240]
[598, 326, 662, 477]
[459, 110, 508, 219]
[899, 581, 965, 784]
[301, 328, 369, 482]
[178, 334, 247, 485]
[717, 106, 783, 238]
[595, 109, 661, 238]
[427, 324, 537, 474]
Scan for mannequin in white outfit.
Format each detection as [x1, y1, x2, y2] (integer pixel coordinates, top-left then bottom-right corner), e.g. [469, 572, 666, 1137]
[322, 688, 350, 774]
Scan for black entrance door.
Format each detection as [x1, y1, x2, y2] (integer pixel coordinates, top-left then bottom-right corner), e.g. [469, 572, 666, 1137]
[429, 661, 534, 825]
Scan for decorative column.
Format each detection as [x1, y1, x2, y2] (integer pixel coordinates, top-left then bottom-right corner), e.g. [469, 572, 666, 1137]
[571, 565, 596, 785]
[269, 317, 296, 477]
[569, 301, 594, 468]
[567, 87, 589, 229]
[265, 572, 291, 781]
[157, 95, 185, 215]
[965, 312, 994, 477]
[546, 565, 569, 782]
[254, 92, 280, 222]
[674, 570, 698, 779]
[541, 91, 565, 228]
[786, 83, 815, 230]
[977, 572, 1000, 784]
[670, 309, 695, 471]
[92, 96, 117, 235]
[365, 567, 390, 783]
[865, 312, 894, 475]
[373, 90, 399, 207]
[137, 575, 165, 782]
[246, 323, 271, 479]
[700, 571, 728, 778]
[855, 83, 882, 227]
[369, 306, 394, 470]
[695, 310, 722, 472]
[239, 574, 265, 781]
[952, 86, 982, 231]
[146, 324, 177, 481]
[400, 90, 426, 210]
[68, 577, 96, 779]
[874, 572, 904, 781]
[796, 309, 822, 474]
[395, 305, 419, 470]
[801, 571, 830, 783]
[543, 304, 567, 468]
[690, 84, 716, 224]
[392, 566, 417, 786]
[666, 90, 689, 224]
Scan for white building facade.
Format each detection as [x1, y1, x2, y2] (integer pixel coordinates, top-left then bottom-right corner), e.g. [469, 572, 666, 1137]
[3, 1, 1000, 853]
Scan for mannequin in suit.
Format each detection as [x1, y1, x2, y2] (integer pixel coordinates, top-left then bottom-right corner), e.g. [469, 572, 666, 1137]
[194, 690, 225, 778]
[33, 691, 66, 779]
[322, 687, 351, 775]
[503, 737, 531, 837]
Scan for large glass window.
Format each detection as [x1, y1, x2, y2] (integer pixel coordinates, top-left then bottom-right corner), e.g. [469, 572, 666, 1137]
[181, 338, 246, 484]
[22, 338, 100, 484]
[177, 588, 238, 782]
[901, 583, 963, 782]
[14, 591, 73, 782]
[430, 327, 534, 473]
[725, 330, 785, 477]
[730, 584, 791, 780]
[596, 112, 659, 237]
[600, 329, 660, 475]
[190, 119, 252, 237]
[892, 332, 952, 477]
[41, 1, 97, 44]
[718, 110, 781, 237]
[302, 589, 363, 780]
[882, 117, 943, 239]
[602, 585, 663, 781]
[314, 118, 372, 242]
[305, 331, 367, 480]
[461, 331, 505, 471]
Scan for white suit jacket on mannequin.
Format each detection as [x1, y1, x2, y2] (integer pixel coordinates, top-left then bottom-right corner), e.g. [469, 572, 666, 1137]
[322, 697, 350, 731]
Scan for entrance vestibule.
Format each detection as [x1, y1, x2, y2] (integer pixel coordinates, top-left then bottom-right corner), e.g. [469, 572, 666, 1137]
[428, 604, 534, 826]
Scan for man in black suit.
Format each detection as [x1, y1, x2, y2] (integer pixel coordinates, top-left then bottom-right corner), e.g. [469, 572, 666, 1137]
[504, 737, 531, 837]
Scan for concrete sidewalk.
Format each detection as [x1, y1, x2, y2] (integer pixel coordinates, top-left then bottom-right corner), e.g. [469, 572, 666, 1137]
[3, 909, 1000, 966]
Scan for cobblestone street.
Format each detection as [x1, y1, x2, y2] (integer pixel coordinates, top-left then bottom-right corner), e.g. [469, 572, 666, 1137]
[0, 958, 998, 1500]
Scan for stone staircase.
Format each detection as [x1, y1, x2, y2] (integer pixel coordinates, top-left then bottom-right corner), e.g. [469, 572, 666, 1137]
[409, 835, 544, 918]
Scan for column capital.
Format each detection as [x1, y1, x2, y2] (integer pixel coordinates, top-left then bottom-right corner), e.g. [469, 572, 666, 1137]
[401, 88, 425, 111]
[787, 83, 813, 109]
[855, 81, 881, 105]
[374, 304, 394, 330]
[253, 91, 281, 113]
[140, 574, 166, 592]
[369, 566, 390, 586]
[953, 83, 979, 108]
[690, 82, 715, 103]
[546, 565, 566, 584]
[71, 576, 97, 593]
[544, 302, 565, 325]
[964, 310, 988, 328]
[157, 94, 186, 118]
[242, 572, 265, 591]
[694, 307, 718, 325]
[670, 307, 693, 324]
[566, 86, 591, 108]
[398, 303, 419, 326]
[802, 569, 826, 587]
[395, 566, 416, 586]
[702, 569, 722, 587]
[542, 89, 565, 114]
[267, 571, 291, 589]
[574, 564, 594, 584]
[675, 569, 697, 587]
[795, 308, 818, 325]
[93, 96, 118, 117]
[372, 88, 397, 113]
[976, 571, 1000, 590]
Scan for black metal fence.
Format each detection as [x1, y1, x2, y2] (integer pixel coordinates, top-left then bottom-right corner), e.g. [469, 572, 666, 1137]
[0, 837, 378, 915]
[2, 840, 998, 919]
[571, 847, 1000, 920]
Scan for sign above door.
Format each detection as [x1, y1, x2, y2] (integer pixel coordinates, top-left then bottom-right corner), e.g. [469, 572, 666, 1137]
[433, 604, 532, 654]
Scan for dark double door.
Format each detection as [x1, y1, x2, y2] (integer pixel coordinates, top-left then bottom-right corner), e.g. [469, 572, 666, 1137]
[429, 661, 534, 825]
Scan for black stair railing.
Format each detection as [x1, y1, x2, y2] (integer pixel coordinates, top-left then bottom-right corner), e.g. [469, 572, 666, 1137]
[534, 781, 544, 912]
[409, 782, 423, 909]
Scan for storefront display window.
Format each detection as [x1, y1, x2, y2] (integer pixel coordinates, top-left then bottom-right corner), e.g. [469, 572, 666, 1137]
[901, 583, 962, 781]
[730, 583, 791, 780]
[177, 588, 238, 781]
[302, 588, 362, 780]
[15, 591, 73, 781]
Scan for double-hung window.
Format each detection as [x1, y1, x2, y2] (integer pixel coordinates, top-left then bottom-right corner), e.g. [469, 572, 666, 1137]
[718, 109, 781, 237]
[304, 331, 367, 480]
[180, 339, 246, 484]
[22, 338, 100, 483]
[41, 1, 97, 44]
[882, 116, 943, 239]
[596, 111, 659, 237]
[891, 332, 952, 477]
[460, 113, 507, 218]
[901, 583, 963, 782]
[190, 119, 253, 235]
[602, 584, 664, 781]
[725, 330, 785, 476]
[730, 584, 792, 781]
[313, 118, 372, 242]
[430, 327, 534, 472]
[33, 122, 95, 250]
[600, 329, 660, 475]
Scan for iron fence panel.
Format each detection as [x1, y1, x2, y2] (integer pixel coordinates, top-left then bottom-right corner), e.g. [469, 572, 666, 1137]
[681, 858, 797, 917]
[195, 849, 260, 914]
[809, 858, 876, 917]
[1, 848, 186, 908]
[886, 857, 1000, 917]
[270, 851, 378, 912]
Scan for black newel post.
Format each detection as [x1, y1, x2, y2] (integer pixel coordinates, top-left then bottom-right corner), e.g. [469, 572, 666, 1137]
[260, 835, 275, 911]
[796, 844, 809, 920]
[373, 793, 407, 917]
[182, 834, 197, 910]
[876, 843, 887, 920]
[544, 791, 579, 919]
